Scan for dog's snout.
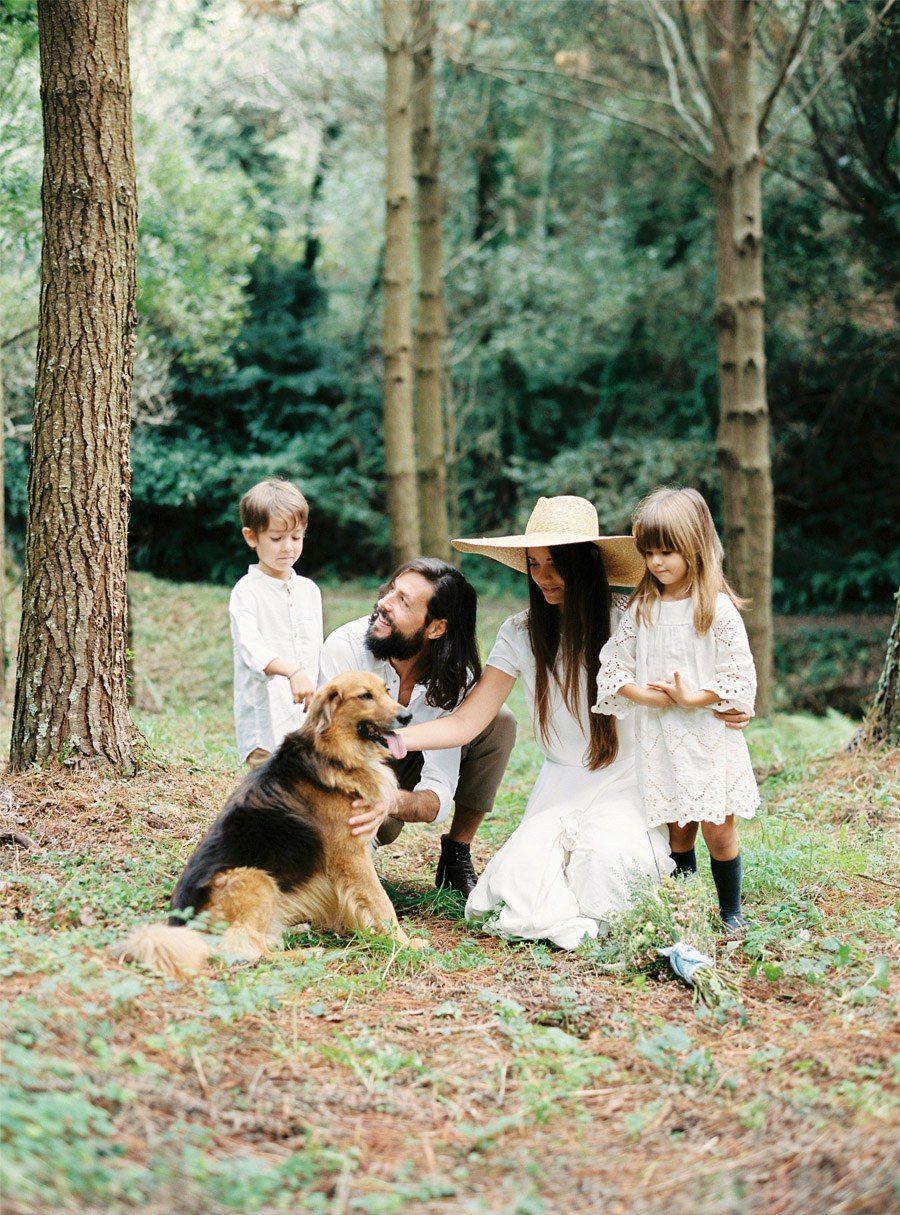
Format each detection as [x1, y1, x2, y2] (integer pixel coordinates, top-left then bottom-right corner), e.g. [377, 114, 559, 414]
[395, 709, 412, 728]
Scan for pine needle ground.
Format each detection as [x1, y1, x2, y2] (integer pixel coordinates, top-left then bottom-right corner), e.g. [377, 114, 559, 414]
[0, 574, 897, 1214]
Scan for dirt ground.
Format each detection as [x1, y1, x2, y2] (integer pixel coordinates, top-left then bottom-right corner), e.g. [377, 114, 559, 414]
[1, 748, 898, 1215]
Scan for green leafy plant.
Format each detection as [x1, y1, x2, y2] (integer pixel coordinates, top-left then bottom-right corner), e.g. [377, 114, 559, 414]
[588, 875, 742, 1008]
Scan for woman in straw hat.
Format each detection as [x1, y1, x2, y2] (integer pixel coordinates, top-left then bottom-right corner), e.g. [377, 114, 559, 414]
[397, 495, 675, 949]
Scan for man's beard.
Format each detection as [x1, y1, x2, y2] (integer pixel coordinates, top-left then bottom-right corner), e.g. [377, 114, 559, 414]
[364, 608, 428, 661]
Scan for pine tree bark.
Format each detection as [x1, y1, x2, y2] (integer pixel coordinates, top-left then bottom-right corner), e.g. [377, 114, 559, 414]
[412, 0, 450, 561]
[10, 0, 139, 771]
[382, 0, 421, 567]
[722, 0, 775, 714]
[865, 590, 900, 748]
[0, 343, 6, 702]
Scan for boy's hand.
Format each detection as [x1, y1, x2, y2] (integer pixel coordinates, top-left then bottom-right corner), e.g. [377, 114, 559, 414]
[288, 668, 315, 707]
[348, 798, 390, 840]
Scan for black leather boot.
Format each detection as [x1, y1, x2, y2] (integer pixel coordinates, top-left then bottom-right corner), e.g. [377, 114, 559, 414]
[435, 834, 478, 896]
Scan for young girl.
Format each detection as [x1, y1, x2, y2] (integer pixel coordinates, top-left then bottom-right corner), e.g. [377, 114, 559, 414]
[592, 486, 760, 932]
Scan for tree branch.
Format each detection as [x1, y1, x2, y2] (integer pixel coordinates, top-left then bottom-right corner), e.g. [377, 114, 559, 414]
[443, 218, 505, 277]
[646, 0, 712, 137]
[459, 60, 694, 116]
[446, 56, 711, 171]
[766, 152, 856, 214]
[677, 0, 730, 143]
[1, 325, 38, 350]
[763, 0, 898, 158]
[757, 0, 822, 140]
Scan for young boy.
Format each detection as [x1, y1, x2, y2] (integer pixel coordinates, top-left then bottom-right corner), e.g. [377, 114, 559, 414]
[229, 478, 323, 769]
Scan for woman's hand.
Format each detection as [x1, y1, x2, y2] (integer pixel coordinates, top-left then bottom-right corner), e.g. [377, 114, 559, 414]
[714, 708, 752, 730]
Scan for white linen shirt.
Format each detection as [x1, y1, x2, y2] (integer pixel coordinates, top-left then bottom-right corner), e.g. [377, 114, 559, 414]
[317, 616, 460, 825]
[230, 565, 323, 761]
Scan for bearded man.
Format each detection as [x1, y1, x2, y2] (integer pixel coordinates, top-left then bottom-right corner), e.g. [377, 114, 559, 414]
[317, 558, 517, 896]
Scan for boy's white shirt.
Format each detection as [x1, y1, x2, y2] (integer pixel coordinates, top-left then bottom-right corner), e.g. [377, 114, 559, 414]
[230, 564, 323, 761]
[317, 616, 460, 825]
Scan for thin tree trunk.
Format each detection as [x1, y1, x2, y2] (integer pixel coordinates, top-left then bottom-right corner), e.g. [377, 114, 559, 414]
[10, 0, 139, 771]
[706, 1, 741, 569]
[473, 113, 499, 242]
[412, 0, 450, 561]
[444, 368, 460, 539]
[382, 0, 421, 567]
[864, 589, 900, 748]
[726, 0, 775, 714]
[535, 112, 555, 242]
[0, 342, 6, 702]
[304, 120, 341, 274]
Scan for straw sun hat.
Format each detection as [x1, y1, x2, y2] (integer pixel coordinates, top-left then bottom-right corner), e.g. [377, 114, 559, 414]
[452, 495, 645, 587]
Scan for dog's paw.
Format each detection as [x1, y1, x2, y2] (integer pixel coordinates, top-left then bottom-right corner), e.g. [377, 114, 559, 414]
[218, 926, 271, 964]
[403, 936, 431, 951]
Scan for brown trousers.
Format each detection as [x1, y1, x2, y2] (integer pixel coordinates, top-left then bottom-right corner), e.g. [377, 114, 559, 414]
[376, 704, 517, 844]
[245, 748, 271, 771]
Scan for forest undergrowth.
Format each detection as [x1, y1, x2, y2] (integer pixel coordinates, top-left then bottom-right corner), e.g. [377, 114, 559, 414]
[0, 575, 897, 1214]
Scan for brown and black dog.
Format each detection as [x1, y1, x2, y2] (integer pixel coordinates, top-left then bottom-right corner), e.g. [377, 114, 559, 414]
[118, 672, 427, 978]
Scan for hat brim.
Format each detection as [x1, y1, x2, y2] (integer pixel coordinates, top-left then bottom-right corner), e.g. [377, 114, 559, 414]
[452, 532, 645, 586]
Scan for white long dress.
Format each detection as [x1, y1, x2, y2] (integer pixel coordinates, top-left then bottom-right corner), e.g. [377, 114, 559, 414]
[464, 605, 675, 950]
[593, 593, 760, 828]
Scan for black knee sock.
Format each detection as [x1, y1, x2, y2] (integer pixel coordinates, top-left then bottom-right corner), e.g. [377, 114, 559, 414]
[670, 847, 697, 877]
[710, 853, 743, 921]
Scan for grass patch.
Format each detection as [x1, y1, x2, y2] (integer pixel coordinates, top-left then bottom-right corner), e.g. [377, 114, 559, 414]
[0, 572, 898, 1214]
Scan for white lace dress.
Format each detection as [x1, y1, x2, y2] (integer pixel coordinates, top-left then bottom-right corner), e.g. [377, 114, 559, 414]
[593, 593, 760, 828]
[464, 605, 675, 950]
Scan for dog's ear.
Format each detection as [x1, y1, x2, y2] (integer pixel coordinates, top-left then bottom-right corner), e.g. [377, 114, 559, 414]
[312, 685, 341, 734]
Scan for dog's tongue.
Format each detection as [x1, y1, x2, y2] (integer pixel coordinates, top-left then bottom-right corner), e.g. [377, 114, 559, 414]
[385, 731, 407, 760]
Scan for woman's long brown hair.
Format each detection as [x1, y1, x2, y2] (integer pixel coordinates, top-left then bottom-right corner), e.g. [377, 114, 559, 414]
[526, 542, 618, 770]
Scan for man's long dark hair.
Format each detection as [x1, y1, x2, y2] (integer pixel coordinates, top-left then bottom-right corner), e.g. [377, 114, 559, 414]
[526, 542, 618, 770]
[383, 558, 482, 711]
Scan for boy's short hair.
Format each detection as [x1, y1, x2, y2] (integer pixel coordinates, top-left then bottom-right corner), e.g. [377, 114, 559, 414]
[239, 478, 309, 534]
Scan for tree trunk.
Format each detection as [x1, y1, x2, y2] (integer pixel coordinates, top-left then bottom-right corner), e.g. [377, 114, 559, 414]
[0, 342, 6, 703]
[724, 0, 775, 714]
[412, 0, 450, 562]
[535, 112, 555, 242]
[706, 1, 741, 563]
[10, 0, 139, 772]
[473, 114, 500, 242]
[304, 120, 341, 274]
[864, 590, 900, 748]
[382, 0, 421, 568]
[444, 369, 461, 539]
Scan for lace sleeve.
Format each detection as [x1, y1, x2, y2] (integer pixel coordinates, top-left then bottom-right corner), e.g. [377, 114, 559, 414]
[592, 609, 638, 719]
[700, 597, 757, 715]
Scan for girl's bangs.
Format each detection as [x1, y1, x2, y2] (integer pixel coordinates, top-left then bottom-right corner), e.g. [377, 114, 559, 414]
[633, 514, 684, 555]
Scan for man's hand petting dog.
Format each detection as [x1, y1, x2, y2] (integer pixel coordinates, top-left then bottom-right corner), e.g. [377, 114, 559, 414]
[349, 798, 390, 840]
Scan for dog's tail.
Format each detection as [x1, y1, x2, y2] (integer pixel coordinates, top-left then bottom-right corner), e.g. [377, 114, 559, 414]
[115, 923, 212, 979]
